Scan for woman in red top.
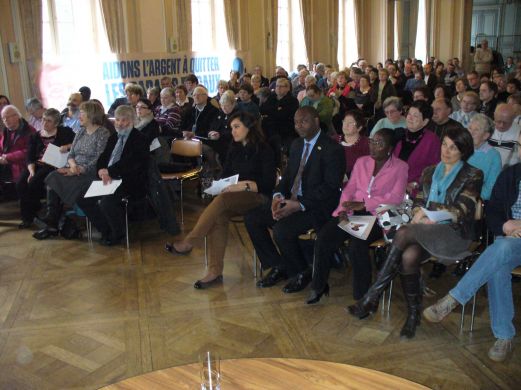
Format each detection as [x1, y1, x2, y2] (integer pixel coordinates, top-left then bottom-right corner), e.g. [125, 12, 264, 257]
[335, 110, 370, 178]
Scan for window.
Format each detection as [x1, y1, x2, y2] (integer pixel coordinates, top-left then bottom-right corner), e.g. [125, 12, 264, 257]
[191, 0, 228, 52]
[276, 0, 308, 72]
[337, 0, 358, 69]
[42, 0, 110, 62]
[415, 0, 427, 62]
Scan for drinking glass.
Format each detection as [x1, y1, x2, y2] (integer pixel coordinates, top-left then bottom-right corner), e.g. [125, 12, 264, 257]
[199, 351, 221, 390]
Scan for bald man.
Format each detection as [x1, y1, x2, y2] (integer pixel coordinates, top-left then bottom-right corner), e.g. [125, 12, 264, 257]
[488, 104, 521, 167]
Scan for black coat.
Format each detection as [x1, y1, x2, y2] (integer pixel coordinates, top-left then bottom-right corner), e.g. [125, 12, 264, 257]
[276, 132, 345, 225]
[26, 126, 75, 164]
[97, 128, 149, 198]
[260, 93, 299, 139]
[181, 102, 220, 139]
[486, 163, 521, 236]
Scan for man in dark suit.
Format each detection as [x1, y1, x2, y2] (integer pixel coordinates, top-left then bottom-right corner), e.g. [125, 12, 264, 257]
[244, 106, 345, 293]
[423, 63, 438, 94]
[260, 77, 300, 166]
[78, 105, 148, 245]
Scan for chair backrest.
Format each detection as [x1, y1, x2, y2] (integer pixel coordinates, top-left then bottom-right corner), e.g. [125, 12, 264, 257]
[171, 139, 203, 157]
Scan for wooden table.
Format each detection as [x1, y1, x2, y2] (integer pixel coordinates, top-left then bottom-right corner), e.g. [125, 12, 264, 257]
[103, 358, 429, 389]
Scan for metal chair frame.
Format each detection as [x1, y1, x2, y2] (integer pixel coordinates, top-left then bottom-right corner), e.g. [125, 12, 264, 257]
[160, 139, 203, 224]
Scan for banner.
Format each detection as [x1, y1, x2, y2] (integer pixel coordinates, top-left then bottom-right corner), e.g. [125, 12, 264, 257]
[40, 51, 234, 112]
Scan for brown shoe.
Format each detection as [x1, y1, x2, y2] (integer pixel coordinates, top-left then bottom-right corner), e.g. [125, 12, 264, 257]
[423, 294, 458, 323]
[488, 339, 513, 362]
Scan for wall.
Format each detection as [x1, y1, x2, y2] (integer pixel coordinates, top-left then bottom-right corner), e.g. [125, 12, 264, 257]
[0, 0, 27, 110]
[1, 0, 480, 111]
[472, 0, 521, 59]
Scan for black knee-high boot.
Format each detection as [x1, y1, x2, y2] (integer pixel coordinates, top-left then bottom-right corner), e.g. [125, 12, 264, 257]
[400, 272, 422, 339]
[347, 245, 403, 319]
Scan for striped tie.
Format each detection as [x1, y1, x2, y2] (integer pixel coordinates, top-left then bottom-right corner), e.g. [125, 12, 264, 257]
[290, 142, 311, 200]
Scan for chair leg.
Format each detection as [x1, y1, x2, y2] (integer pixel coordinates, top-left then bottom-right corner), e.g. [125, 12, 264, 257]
[180, 181, 184, 225]
[125, 201, 130, 250]
[204, 235, 208, 267]
[470, 293, 477, 332]
[379, 280, 393, 313]
[387, 279, 393, 312]
[85, 217, 92, 243]
[460, 303, 466, 333]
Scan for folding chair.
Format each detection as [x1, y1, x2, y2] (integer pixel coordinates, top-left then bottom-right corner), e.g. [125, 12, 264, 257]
[160, 139, 203, 224]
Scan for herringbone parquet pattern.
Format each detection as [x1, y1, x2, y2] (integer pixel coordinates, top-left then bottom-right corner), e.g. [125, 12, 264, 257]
[0, 194, 520, 389]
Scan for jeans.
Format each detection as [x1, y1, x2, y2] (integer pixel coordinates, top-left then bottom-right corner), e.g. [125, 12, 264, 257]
[450, 236, 521, 339]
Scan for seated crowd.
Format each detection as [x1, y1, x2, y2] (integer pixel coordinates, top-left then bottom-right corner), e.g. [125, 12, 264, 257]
[1, 53, 521, 364]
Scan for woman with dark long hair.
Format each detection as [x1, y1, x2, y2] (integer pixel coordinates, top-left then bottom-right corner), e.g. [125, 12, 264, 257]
[165, 111, 276, 289]
[348, 127, 483, 340]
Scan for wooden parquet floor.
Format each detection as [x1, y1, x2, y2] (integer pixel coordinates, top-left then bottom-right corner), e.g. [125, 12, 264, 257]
[1, 192, 521, 390]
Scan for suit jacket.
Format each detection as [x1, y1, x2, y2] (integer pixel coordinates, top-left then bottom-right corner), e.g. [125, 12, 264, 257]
[425, 73, 438, 93]
[97, 128, 149, 198]
[276, 131, 345, 225]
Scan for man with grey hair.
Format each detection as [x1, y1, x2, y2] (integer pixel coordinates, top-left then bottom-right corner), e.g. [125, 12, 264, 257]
[25, 98, 46, 132]
[0, 105, 36, 187]
[489, 103, 521, 168]
[292, 69, 309, 97]
[77, 105, 148, 246]
[314, 62, 326, 83]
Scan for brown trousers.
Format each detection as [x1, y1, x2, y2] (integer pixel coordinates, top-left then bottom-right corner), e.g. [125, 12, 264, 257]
[185, 191, 266, 275]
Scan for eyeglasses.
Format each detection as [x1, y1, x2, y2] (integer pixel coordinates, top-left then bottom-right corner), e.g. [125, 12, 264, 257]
[369, 139, 385, 147]
[384, 109, 399, 115]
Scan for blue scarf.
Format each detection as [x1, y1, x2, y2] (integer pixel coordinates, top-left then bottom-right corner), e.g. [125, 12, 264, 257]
[427, 161, 463, 207]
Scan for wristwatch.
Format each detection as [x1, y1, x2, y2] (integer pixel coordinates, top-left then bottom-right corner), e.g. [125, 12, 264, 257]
[245, 183, 251, 192]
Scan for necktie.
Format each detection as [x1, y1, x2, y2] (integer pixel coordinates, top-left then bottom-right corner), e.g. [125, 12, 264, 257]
[290, 142, 311, 200]
[108, 134, 126, 167]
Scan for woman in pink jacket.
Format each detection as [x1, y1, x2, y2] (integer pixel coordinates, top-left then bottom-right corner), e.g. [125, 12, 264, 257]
[306, 128, 408, 304]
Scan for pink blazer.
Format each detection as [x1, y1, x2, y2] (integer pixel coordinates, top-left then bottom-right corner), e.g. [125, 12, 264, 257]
[332, 155, 409, 216]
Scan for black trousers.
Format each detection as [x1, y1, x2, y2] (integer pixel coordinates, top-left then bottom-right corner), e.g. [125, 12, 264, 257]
[77, 194, 125, 240]
[16, 166, 54, 222]
[244, 197, 319, 277]
[311, 216, 383, 300]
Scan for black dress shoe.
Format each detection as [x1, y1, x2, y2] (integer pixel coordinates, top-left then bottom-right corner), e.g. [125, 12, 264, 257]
[18, 220, 33, 229]
[429, 263, 447, 279]
[100, 234, 125, 246]
[256, 267, 288, 288]
[194, 275, 223, 289]
[282, 270, 312, 293]
[306, 284, 330, 304]
[165, 242, 193, 255]
[32, 227, 59, 240]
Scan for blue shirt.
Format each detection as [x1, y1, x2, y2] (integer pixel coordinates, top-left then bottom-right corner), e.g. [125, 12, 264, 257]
[273, 130, 321, 207]
[468, 143, 502, 200]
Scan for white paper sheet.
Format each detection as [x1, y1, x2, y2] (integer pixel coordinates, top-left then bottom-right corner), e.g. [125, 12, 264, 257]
[337, 215, 377, 240]
[149, 137, 161, 151]
[421, 207, 455, 223]
[41, 143, 69, 168]
[203, 174, 239, 196]
[84, 179, 122, 198]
